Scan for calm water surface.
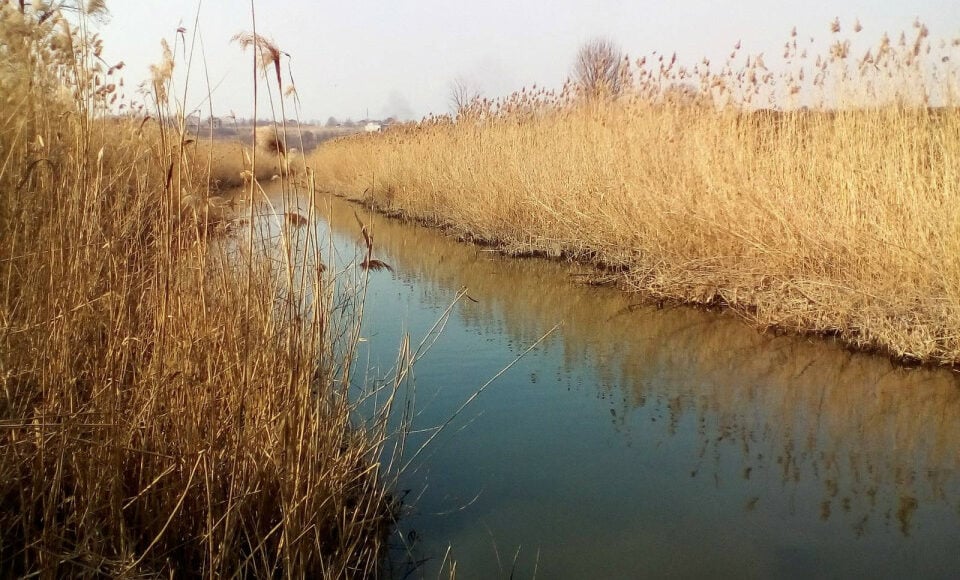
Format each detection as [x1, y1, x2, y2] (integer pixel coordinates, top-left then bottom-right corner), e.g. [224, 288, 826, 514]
[267, 191, 960, 578]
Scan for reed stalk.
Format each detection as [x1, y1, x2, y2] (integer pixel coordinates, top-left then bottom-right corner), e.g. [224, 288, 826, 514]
[0, 3, 400, 576]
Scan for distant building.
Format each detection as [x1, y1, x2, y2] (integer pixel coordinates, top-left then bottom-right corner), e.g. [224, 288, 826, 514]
[207, 116, 223, 129]
[364, 122, 382, 133]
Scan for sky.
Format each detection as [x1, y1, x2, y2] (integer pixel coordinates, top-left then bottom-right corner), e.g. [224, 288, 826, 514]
[95, 1, 960, 123]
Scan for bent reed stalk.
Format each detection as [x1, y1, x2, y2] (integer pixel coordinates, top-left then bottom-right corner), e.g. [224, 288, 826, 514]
[310, 22, 960, 366]
[0, 4, 402, 576]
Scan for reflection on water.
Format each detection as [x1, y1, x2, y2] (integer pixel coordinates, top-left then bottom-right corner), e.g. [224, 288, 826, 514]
[304, 192, 960, 578]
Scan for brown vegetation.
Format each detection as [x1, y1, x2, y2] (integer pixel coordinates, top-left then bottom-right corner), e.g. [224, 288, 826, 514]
[309, 21, 960, 365]
[188, 135, 285, 189]
[0, 4, 400, 576]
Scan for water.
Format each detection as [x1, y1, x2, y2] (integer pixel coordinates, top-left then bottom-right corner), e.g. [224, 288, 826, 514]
[271, 190, 960, 578]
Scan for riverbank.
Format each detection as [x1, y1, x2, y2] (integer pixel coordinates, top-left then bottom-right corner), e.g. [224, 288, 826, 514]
[0, 7, 395, 576]
[311, 189, 960, 578]
[309, 27, 960, 367]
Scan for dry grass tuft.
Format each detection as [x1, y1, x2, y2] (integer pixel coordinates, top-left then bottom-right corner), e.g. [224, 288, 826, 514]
[310, 22, 960, 365]
[256, 124, 287, 156]
[187, 135, 283, 189]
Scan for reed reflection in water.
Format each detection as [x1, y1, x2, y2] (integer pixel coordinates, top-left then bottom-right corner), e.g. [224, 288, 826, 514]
[306, 191, 960, 578]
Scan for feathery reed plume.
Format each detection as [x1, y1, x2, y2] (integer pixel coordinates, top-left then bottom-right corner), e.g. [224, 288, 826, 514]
[85, 0, 108, 17]
[148, 38, 174, 102]
[232, 31, 282, 88]
[309, 19, 960, 365]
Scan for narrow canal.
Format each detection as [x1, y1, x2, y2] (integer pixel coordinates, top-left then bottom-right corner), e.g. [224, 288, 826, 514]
[265, 189, 960, 578]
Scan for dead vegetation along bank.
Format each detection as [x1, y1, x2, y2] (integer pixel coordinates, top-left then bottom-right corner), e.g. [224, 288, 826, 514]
[0, 4, 402, 576]
[309, 24, 960, 366]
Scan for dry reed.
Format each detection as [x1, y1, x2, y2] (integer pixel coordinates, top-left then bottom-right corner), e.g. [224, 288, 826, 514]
[309, 21, 960, 366]
[0, 4, 402, 576]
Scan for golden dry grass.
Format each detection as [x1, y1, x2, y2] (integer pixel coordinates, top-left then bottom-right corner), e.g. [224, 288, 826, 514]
[309, 23, 960, 365]
[187, 135, 285, 189]
[0, 5, 399, 576]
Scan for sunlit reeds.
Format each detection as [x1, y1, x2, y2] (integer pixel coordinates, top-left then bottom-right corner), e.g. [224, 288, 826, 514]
[0, 3, 400, 576]
[310, 21, 960, 365]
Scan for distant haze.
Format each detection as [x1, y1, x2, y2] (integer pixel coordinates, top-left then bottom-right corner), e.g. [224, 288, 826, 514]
[98, 0, 960, 122]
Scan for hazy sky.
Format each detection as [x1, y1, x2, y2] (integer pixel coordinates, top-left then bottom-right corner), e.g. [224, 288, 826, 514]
[96, 1, 960, 122]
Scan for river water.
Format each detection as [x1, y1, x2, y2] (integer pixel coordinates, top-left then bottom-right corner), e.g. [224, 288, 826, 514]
[262, 190, 960, 578]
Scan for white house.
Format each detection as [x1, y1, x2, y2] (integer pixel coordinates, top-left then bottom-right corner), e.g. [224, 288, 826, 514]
[364, 122, 382, 133]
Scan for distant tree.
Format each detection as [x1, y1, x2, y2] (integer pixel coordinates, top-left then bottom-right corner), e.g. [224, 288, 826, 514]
[342, 118, 355, 127]
[325, 116, 338, 127]
[661, 82, 705, 107]
[448, 77, 481, 116]
[572, 38, 627, 99]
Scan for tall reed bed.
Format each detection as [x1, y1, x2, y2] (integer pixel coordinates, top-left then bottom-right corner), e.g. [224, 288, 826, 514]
[310, 22, 960, 365]
[0, 4, 401, 576]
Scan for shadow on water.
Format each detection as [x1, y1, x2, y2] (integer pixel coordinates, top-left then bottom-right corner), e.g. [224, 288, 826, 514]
[294, 191, 960, 579]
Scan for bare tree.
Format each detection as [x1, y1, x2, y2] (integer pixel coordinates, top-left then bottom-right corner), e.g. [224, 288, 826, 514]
[573, 38, 627, 99]
[448, 77, 481, 116]
[662, 82, 705, 107]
